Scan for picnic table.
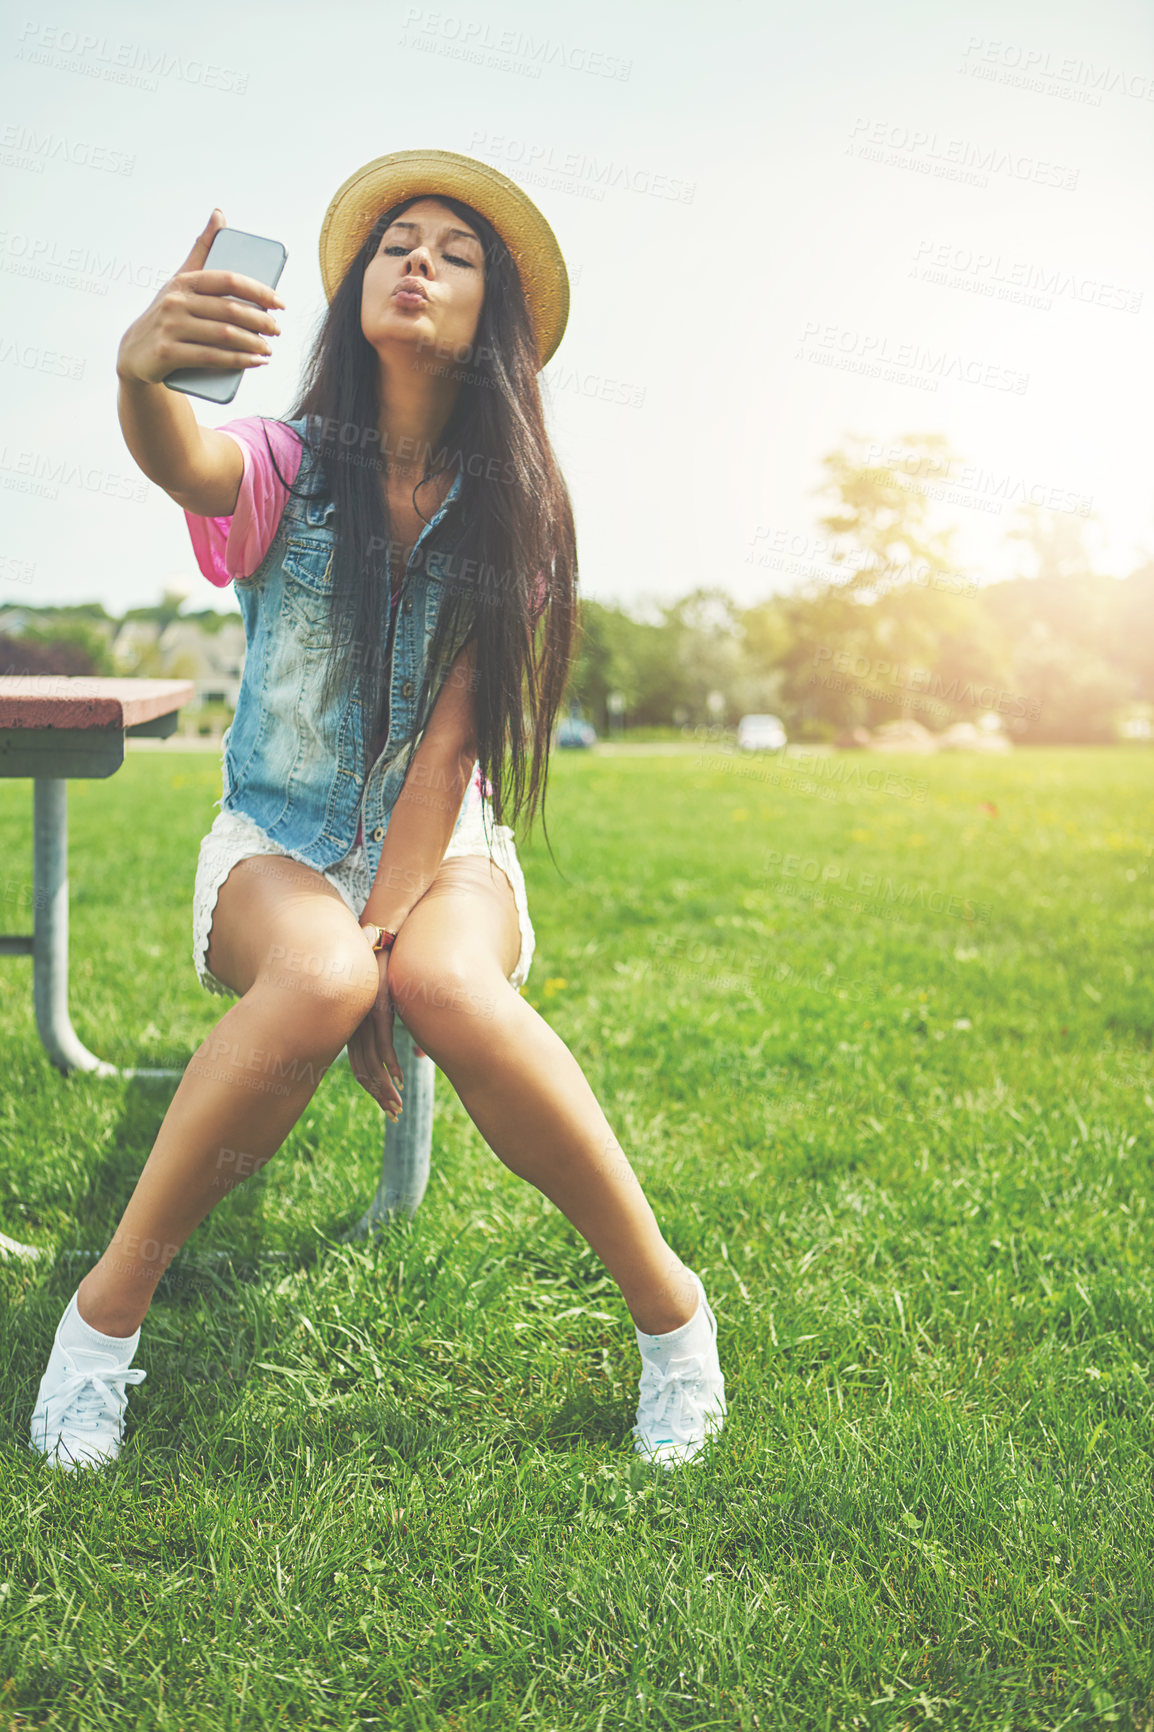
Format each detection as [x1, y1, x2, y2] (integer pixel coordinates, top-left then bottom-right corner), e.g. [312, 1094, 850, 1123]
[0, 675, 195, 1081]
[0, 672, 434, 1268]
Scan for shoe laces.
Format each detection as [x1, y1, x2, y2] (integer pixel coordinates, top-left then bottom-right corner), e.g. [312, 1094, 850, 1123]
[638, 1356, 710, 1434]
[51, 1347, 146, 1438]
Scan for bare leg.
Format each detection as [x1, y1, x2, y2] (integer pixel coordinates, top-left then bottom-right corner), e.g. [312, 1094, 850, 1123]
[387, 858, 699, 1336]
[76, 857, 381, 1337]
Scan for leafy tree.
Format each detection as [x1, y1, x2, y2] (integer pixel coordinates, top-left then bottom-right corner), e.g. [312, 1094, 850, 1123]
[1115, 557, 1154, 706]
[567, 599, 681, 729]
[813, 430, 961, 602]
[732, 597, 793, 717]
[660, 588, 746, 725]
[1005, 503, 1102, 582]
[989, 507, 1142, 740]
[0, 628, 109, 678]
[772, 432, 975, 735]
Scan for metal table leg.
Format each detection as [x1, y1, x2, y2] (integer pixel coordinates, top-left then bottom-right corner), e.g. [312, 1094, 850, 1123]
[31, 777, 183, 1080]
[344, 1018, 435, 1238]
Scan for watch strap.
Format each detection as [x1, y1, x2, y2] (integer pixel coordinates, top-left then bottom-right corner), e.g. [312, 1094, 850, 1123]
[363, 923, 397, 954]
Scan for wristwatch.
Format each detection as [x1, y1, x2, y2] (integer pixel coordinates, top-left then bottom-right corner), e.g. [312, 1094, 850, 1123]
[361, 923, 397, 955]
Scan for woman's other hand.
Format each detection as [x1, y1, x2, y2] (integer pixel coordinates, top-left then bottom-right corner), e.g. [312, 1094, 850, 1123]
[347, 955, 406, 1119]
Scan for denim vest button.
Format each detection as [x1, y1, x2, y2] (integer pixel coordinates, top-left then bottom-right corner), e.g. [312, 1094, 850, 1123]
[372, 825, 384, 841]
[403, 598, 413, 613]
[401, 680, 414, 697]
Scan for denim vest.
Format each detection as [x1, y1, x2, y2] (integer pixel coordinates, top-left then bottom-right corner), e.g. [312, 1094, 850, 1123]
[217, 414, 477, 885]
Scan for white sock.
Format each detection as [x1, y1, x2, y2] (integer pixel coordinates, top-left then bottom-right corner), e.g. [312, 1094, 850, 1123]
[58, 1290, 140, 1362]
[635, 1274, 710, 1370]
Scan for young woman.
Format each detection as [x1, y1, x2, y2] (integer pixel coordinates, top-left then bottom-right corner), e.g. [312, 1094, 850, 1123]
[29, 150, 727, 1474]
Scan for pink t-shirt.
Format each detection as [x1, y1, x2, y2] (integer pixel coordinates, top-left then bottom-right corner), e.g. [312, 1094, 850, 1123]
[183, 416, 304, 590]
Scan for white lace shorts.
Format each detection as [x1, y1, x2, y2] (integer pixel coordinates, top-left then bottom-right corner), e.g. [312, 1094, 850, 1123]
[191, 799, 536, 1000]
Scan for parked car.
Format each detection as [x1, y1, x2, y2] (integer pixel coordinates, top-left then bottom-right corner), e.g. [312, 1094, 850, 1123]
[736, 713, 787, 752]
[937, 720, 1011, 753]
[556, 716, 597, 748]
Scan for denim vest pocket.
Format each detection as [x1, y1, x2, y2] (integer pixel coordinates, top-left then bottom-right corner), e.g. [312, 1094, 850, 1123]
[282, 534, 353, 650]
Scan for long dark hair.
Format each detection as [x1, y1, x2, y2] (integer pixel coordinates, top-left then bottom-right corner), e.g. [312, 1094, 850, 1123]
[253, 191, 578, 855]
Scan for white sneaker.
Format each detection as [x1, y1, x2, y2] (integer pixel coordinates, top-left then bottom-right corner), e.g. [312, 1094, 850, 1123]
[29, 1291, 147, 1473]
[631, 1269, 727, 1470]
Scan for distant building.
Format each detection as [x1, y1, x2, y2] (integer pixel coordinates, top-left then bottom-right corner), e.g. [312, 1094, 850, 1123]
[157, 618, 245, 709]
[111, 616, 245, 730]
[111, 619, 162, 667]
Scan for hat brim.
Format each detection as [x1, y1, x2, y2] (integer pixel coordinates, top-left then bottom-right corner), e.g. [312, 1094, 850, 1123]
[318, 148, 569, 370]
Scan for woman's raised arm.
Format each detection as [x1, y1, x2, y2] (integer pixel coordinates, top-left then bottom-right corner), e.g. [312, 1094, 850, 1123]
[116, 209, 284, 517]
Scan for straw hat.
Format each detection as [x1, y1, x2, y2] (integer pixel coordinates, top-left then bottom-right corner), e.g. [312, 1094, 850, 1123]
[318, 148, 570, 369]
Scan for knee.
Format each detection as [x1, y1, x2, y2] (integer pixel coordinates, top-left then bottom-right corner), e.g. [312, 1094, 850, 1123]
[387, 943, 500, 1047]
[258, 936, 381, 1046]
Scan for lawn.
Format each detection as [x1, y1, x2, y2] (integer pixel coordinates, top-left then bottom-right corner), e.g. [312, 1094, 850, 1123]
[0, 743, 1151, 1731]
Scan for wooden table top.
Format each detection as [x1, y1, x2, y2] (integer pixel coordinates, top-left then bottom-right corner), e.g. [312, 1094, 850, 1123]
[0, 677, 196, 730]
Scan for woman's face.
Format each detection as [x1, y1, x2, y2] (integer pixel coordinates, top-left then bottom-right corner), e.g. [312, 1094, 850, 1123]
[361, 197, 486, 368]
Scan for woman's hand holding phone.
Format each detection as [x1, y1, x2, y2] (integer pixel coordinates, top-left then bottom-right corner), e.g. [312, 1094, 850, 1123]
[116, 208, 285, 387]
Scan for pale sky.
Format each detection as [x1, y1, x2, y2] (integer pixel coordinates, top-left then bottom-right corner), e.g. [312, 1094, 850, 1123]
[1, 0, 1151, 622]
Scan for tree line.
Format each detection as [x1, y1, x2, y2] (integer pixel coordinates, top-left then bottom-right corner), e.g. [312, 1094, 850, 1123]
[3, 435, 1151, 744]
[569, 434, 1153, 744]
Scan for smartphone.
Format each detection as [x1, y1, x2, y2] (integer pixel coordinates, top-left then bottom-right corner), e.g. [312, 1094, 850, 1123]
[164, 226, 287, 405]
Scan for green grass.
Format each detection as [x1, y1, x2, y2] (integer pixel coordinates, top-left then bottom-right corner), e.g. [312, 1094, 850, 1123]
[0, 744, 1152, 1732]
